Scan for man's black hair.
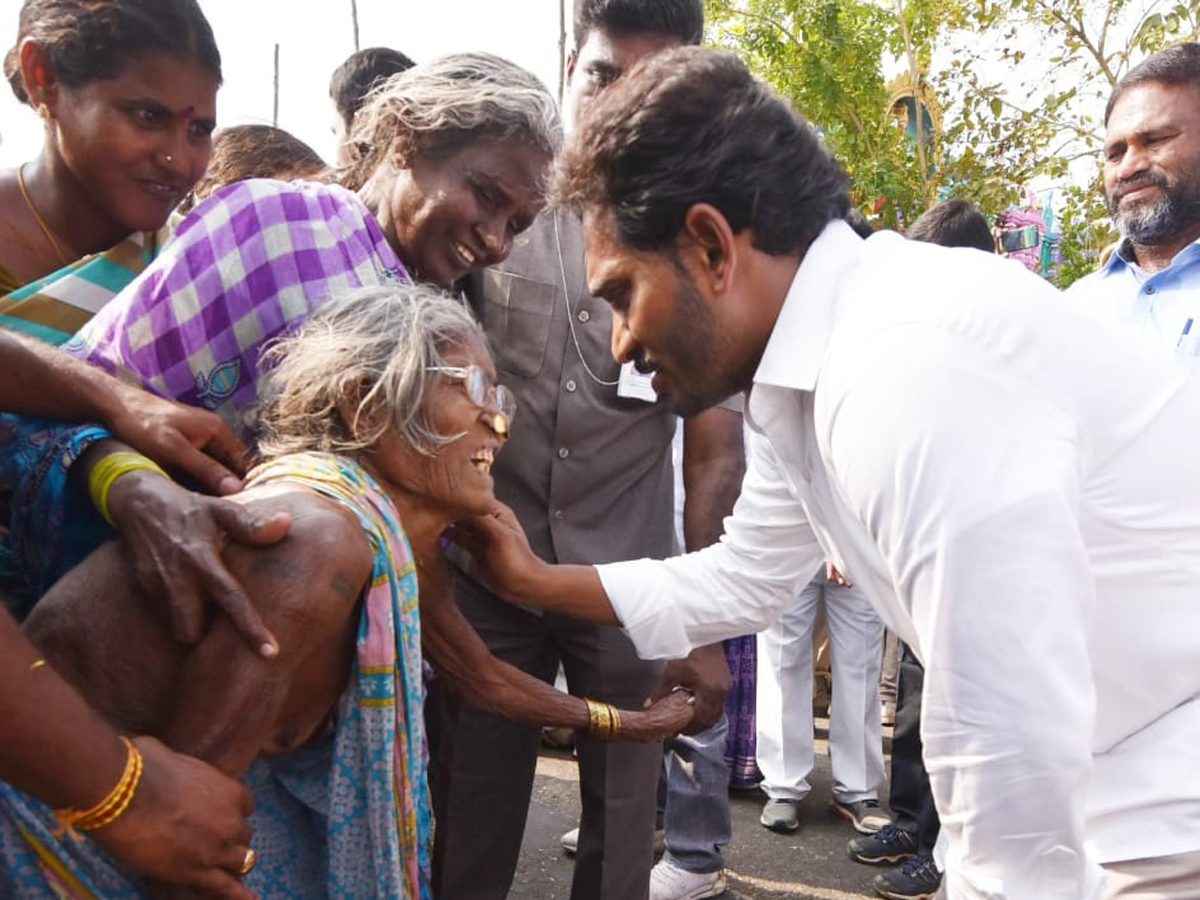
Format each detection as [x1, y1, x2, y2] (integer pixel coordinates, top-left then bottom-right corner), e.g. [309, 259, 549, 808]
[574, 0, 703, 49]
[556, 47, 850, 257]
[1105, 42, 1200, 125]
[907, 198, 994, 252]
[330, 46, 416, 125]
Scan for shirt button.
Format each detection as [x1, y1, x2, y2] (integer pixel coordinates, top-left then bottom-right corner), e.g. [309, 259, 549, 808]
[578, 310, 590, 323]
[558, 448, 570, 459]
[564, 379, 578, 393]
[553, 509, 565, 520]
[1145, 285, 1156, 294]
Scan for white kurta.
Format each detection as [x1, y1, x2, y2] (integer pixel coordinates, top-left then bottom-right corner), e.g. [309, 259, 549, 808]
[598, 220, 1200, 900]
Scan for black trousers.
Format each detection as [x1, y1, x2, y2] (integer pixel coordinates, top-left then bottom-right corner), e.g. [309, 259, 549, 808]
[428, 575, 664, 900]
[888, 644, 940, 856]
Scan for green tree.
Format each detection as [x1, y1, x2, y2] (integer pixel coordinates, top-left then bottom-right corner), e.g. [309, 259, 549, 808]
[705, 0, 947, 228]
[704, 0, 1198, 284]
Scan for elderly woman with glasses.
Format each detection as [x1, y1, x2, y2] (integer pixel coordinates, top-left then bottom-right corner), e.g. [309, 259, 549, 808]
[10, 284, 694, 900]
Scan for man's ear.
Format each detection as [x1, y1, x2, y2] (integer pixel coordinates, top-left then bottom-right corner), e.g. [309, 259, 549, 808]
[19, 40, 58, 113]
[565, 48, 579, 86]
[681, 203, 739, 296]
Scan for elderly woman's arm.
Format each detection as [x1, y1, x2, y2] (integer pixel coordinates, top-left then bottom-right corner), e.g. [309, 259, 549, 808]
[418, 556, 691, 741]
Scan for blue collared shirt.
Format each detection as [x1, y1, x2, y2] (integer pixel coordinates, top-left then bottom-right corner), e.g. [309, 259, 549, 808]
[1066, 236, 1200, 373]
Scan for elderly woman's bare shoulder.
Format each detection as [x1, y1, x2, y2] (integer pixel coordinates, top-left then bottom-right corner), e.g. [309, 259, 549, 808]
[221, 481, 374, 628]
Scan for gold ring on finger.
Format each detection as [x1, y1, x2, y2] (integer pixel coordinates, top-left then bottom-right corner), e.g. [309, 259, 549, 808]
[240, 847, 257, 875]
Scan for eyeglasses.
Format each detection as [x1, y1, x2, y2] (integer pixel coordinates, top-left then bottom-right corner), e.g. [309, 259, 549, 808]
[428, 365, 517, 427]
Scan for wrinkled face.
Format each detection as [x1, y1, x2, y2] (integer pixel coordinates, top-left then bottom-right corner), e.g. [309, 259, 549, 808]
[565, 27, 682, 130]
[380, 137, 547, 286]
[368, 335, 509, 518]
[47, 50, 218, 232]
[583, 210, 745, 417]
[1104, 81, 1200, 245]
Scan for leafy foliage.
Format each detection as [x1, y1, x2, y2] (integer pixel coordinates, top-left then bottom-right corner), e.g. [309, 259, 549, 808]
[703, 0, 1196, 283]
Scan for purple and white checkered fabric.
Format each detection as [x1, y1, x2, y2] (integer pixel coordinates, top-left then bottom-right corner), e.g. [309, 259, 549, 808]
[67, 178, 408, 429]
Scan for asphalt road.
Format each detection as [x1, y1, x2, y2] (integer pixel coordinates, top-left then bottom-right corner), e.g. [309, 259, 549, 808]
[510, 720, 894, 900]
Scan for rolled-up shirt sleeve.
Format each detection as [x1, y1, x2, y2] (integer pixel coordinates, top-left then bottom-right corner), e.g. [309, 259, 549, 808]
[822, 324, 1105, 900]
[597, 429, 823, 659]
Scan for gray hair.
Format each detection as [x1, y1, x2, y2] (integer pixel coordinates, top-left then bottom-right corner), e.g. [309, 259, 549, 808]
[256, 283, 488, 459]
[340, 51, 562, 191]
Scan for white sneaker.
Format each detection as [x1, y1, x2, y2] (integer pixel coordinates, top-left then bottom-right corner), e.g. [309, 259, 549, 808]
[560, 826, 666, 855]
[649, 858, 726, 900]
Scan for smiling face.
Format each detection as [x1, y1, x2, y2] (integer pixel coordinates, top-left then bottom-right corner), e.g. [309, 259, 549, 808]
[375, 137, 548, 286]
[583, 209, 752, 417]
[367, 334, 509, 519]
[42, 49, 218, 234]
[1103, 80, 1200, 248]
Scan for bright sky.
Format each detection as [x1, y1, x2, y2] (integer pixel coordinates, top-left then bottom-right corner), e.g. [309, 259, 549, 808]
[0, 0, 566, 167]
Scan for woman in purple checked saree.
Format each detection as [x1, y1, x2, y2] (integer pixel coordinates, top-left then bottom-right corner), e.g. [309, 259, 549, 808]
[69, 50, 557, 435]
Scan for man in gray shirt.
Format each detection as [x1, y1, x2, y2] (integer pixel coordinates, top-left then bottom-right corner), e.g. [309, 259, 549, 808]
[428, 3, 744, 899]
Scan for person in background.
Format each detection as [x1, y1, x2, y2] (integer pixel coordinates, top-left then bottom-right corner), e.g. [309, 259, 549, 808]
[178, 123, 328, 214]
[755, 563, 887, 836]
[429, 4, 744, 900]
[906, 198, 995, 252]
[1065, 42, 1200, 369]
[329, 45, 416, 166]
[0, 0, 220, 344]
[846, 198, 995, 900]
[647, 419, 745, 900]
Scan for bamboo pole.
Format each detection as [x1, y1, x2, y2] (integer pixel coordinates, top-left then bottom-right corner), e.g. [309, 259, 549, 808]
[558, 0, 567, 103]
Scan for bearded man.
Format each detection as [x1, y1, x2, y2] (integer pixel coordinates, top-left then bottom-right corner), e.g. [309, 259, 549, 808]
[1067, 42, 1200, 369]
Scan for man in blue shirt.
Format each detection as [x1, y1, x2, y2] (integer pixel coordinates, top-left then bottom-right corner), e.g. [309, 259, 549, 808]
[1066, 42, 1200, 370]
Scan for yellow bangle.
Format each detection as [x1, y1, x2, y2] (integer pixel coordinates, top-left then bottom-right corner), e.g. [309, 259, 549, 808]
[54, 736, 144, 834]
[584, 698, 619, 740]
[87, 451, 169, 526]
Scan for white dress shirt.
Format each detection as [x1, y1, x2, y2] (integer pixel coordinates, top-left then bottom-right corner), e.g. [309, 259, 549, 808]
[598, 220, 1200, 899]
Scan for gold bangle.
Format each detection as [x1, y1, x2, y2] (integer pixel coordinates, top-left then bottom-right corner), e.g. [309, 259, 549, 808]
[584, 699, 622, 740]
[584, 698, 612, 740]
[54, 736, 144, 834]
[87, 451, 169, 526]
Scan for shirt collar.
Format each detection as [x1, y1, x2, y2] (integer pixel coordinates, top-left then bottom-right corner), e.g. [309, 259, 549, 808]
[1103, 233, 1200, 276]
[754, 218, 864, 393]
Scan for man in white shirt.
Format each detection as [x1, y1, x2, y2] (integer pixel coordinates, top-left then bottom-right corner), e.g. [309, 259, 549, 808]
[1065, 42, 1200, 370]
[463, 47, 1200, 899]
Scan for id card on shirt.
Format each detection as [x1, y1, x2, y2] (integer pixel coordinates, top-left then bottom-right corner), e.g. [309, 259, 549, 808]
[617, 360, 658, 403]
